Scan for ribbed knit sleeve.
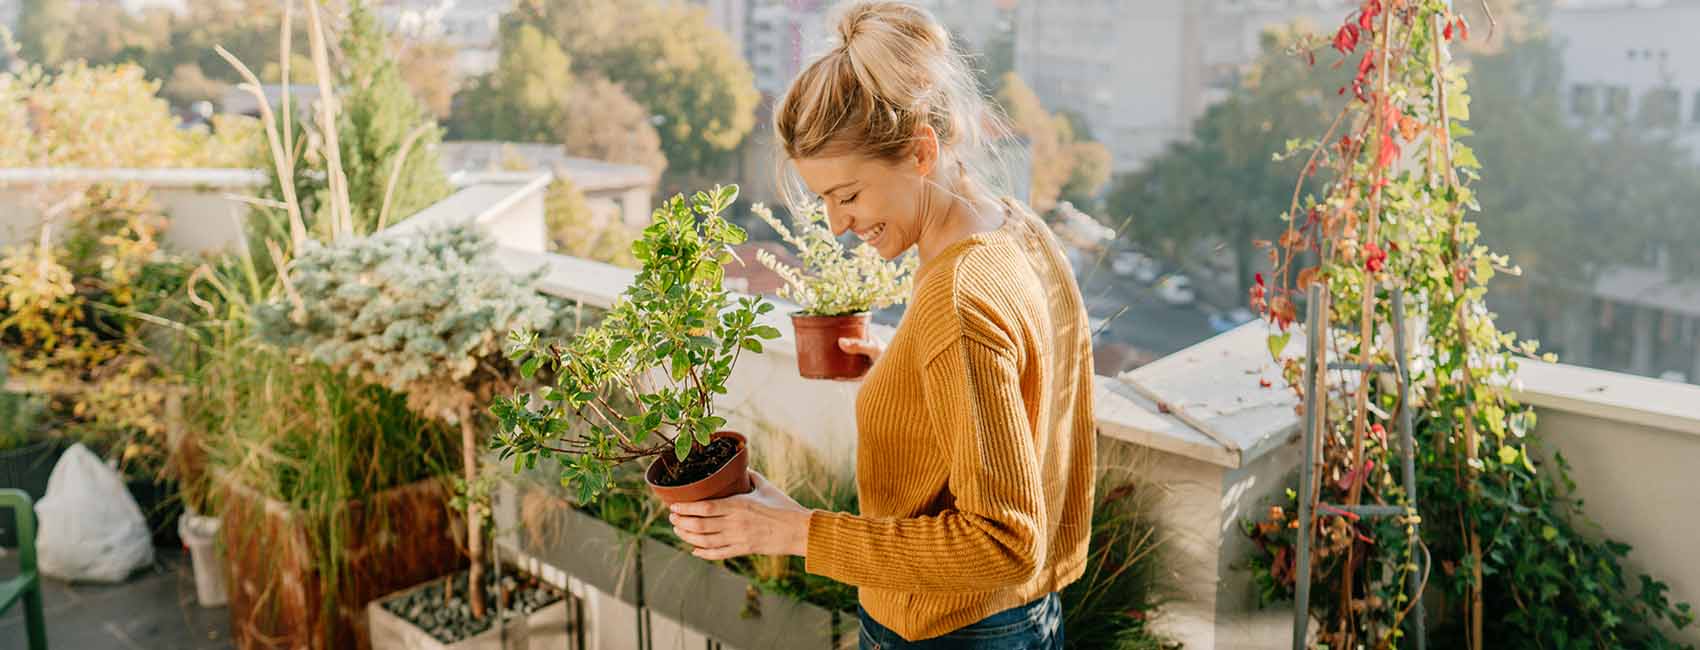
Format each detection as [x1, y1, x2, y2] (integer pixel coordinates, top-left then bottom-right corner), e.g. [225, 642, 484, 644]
[805, 335, 1045, 592]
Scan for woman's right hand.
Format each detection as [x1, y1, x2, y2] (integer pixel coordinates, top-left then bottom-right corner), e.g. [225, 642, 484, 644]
[838, 335, 885, 364]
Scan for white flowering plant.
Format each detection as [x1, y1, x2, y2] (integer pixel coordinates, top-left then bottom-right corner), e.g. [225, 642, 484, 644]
[752, 203, 916, 317]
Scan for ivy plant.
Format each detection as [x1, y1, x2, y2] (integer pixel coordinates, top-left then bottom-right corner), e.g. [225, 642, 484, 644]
[1238, 1, 1693, 649]
[751, 203, 915, 317]
[491, 185, 781, 504]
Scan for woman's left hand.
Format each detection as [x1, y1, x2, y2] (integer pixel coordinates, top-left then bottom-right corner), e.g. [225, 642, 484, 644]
[669, 470, 813, 560]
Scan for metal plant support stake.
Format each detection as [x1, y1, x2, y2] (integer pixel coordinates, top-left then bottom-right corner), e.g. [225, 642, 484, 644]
[1292, 284, 1427, 650]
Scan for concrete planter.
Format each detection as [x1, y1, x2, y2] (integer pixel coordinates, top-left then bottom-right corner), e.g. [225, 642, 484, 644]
[507, 496, 640, 603]
[497, 480, 855, 649]
[366, 577, 568, 650]
[640, 537, 855, 650]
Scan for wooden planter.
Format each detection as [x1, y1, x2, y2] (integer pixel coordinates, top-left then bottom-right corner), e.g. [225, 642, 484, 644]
[220, 475, 462, 650]
[503, 482, 855, 650]
[366, 576, 569, 650]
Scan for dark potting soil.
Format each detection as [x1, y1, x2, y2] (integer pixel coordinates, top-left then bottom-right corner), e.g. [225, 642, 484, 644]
[380, 567, 564, 644]
[652, 437, 740, 487]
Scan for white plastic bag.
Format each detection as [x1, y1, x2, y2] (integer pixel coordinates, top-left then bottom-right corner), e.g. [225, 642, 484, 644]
[35, 443, 154, 582]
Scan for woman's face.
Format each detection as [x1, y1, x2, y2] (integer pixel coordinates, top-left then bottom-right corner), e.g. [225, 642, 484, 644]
[793, 140, 937, 261]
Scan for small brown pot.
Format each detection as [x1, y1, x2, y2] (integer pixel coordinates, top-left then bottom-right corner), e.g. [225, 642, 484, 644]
[791, 312, 873, 380]
[644, 431, 752, 505]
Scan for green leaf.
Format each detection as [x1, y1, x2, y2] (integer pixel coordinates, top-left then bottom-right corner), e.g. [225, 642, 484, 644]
[740, 338, 764, 353]
[520, 356, 542, 378]
[1454, 143, 1482, 170]
[1267, 332, 1292, 360]
[1542, 525, 1559, 542]
[751, 325, 782, 340]
[674, 432, 694, 462]
[670, 350, 691, 381]
[1498, 445, 1519, 466]
[693, 260, 723, 285]
[702, 415, 727, 432]
[723, 222, 748, 245]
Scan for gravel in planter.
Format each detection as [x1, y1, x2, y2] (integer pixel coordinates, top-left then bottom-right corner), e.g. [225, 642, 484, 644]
[380, 568, 565, 645]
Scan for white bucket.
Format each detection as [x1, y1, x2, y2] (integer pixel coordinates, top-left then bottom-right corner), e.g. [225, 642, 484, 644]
[178, 513, 228, 607]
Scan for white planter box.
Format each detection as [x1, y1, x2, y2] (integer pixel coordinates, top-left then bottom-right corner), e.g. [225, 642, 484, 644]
[367, 578, 570, 650]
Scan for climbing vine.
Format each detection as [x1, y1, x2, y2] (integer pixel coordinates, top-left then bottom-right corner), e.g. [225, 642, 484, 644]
[1241, 1, 1694, 648]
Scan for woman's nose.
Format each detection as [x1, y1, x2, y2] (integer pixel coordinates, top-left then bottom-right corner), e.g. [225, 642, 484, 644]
[826, 205, 851, 237]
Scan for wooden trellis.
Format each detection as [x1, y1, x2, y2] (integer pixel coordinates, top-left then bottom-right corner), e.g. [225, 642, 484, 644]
[1292, 284, 1428, 650]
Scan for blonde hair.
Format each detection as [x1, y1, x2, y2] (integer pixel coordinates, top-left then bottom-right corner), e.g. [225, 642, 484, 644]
[773, 0, 1011, 210]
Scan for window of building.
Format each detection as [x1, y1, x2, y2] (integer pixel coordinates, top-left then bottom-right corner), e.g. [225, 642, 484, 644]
[1638, 87, 1681, 129]
[1571, 83, 1599, 118]
[1604, 85, 1631, 118]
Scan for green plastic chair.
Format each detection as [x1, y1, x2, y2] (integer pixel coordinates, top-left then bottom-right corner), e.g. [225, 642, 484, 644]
[0, 489, 45, 650]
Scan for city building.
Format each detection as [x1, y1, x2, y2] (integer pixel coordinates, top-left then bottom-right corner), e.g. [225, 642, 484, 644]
[1551, 0, 1700, 157]
[1013, 0, 1700, 173]
[1013, 0, 1348, 174]
[372, 0, 512, 77]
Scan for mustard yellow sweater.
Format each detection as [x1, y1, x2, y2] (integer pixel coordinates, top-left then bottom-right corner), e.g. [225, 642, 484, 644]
[805, 199, 1097, 641]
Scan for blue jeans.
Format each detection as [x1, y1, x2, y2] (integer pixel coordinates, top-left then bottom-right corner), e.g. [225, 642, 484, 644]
[857, 593, 1063, 649]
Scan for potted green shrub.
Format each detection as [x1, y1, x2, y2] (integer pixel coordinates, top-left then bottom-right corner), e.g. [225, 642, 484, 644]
[253, 224, 576, 646]
[751, 203, 915, 380]
[492, 185, 781, 506]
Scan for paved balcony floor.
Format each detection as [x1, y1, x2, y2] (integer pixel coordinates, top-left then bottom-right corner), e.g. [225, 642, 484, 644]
[1, 547, 233, 650]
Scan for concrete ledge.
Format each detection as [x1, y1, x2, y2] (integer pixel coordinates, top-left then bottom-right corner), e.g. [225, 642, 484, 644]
[494, 248, 1243, 469]
[1514, 359, 1700, 437]
[0, 167, 268, 187]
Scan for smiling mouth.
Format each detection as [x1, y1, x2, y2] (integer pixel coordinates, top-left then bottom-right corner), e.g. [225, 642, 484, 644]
[856, 224, 886, 246]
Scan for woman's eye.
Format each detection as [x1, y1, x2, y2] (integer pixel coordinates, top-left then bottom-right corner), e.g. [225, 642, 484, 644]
[841, 192, 859, 205]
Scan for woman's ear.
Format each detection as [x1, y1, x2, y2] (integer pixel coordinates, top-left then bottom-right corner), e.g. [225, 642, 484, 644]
[910, 124, 941, 177]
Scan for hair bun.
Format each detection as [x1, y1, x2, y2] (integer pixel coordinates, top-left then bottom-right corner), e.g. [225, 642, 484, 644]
[834, 1, 948, 56]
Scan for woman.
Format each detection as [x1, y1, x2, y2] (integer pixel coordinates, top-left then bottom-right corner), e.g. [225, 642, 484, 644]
[667, 2, 1096, 647]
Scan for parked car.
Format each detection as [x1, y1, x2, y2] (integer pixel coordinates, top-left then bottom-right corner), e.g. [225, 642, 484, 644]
[1112, 251, 1161, 284]
[1208, 307, 1256, 333]
[1156, 275, 1197, 306]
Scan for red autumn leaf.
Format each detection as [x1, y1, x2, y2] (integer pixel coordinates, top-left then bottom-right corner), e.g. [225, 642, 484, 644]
[1458, 17, 1470, 41]
[1296, 266, 1320, 288]
[1375, 130, 1399, 171]
[1279, 229, 1308, 250]
[1254, 272, 1265, 286]
[1271, 296, 1298, 328]
[1332, 23, 1360, 54]
[1358, 0, 1380, 30]
[1443, 21, 1453, 40]
[1398, 115, 1420, 141]
[1335, 459, 1377, 492]
[1259, 378, 1274, 388]
[1364, 241, 1388, 272]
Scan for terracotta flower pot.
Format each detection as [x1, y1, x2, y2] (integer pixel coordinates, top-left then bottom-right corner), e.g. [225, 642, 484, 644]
[791, 312, 872, 380]
[645, 431, 752, 505]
